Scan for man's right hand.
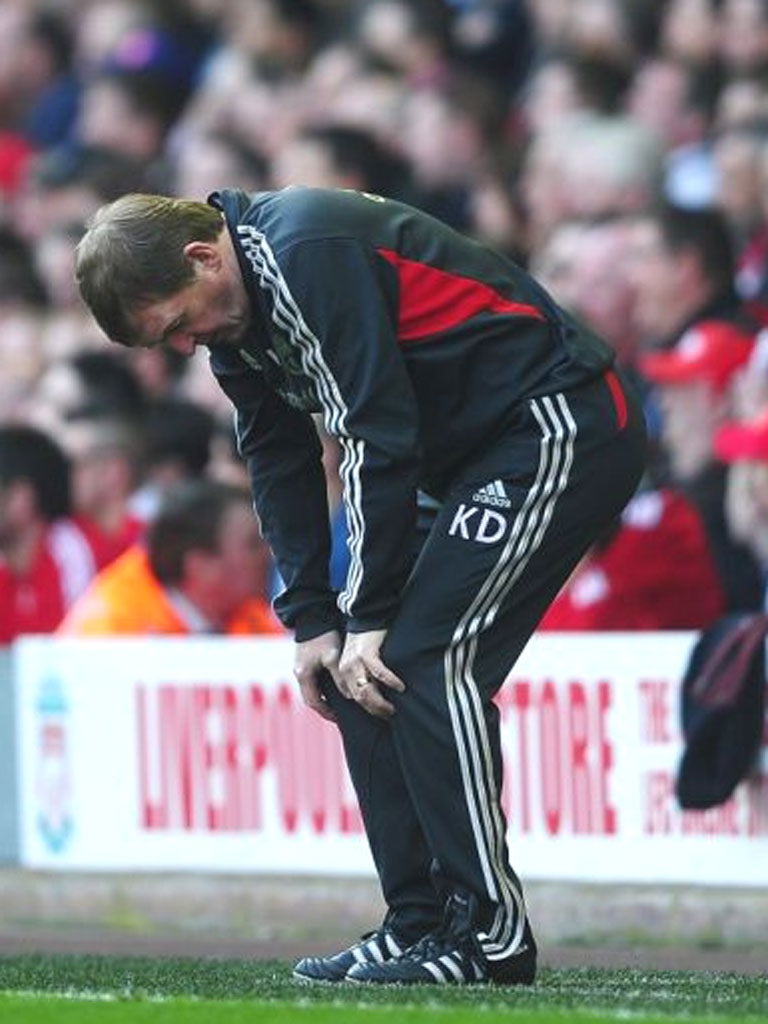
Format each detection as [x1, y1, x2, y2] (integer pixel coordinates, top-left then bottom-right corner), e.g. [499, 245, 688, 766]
[293, 629, 346, 722]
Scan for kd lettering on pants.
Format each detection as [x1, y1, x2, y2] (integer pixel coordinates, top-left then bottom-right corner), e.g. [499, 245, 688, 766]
[448, 503, 509, 544]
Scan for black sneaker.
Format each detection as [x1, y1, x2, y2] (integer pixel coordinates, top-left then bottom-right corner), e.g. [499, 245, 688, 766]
[347, 895, 537, 986]
[292, 928, 406, 983]
[484, 918, 537, 986]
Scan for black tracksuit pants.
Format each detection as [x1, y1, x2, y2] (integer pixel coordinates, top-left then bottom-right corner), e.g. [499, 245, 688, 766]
[322, 368, 646, 963]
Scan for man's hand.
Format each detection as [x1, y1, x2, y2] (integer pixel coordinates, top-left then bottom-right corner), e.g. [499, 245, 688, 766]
[339, 629, 405, 719]
[294, 630, 344, 722]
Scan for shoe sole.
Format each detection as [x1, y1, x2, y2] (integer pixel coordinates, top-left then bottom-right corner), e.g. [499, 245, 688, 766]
[292, 970, 349, 985]
[346, 966, 536, 986]
[346, 976, 427, 986]
[346, 972, 496, 987]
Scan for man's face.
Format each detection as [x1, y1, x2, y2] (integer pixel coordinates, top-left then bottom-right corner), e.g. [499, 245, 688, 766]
[658, 380, 720, 481]
[201, 501, 271, 620]
[131, 243, 251, 357]
[60, 420, 132, 517]
[628, 219, 683, 339]
[272, 137, 343, 190]
[0, 480, 12, 547]
[0, 477, 31, 549]
[627, 60, 689, 147]
[725, 459, 768, 563]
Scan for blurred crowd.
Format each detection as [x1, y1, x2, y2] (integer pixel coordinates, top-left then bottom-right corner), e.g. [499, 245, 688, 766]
[3, 0, 768, 642]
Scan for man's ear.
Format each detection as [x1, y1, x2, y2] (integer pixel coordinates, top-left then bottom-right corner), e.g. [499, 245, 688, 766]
[183, 240, 221, 269]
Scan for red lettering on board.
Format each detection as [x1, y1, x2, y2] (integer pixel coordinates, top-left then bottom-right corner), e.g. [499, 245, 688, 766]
[640, 768, 765, 837]
[637, 679, 673, 743]
[136, 680, 362, 835]
[568, 681, 590, 834]
[499, 677, 617, 837]
[597, 681, 617, 835]
[643, 770, 673, 835]
[539, 681, 562, 835]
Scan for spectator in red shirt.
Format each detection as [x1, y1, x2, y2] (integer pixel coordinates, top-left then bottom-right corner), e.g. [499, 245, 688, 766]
[539, 487, 724, 631]
[639, 318, 765, 611]
[0, 425, 95, 643]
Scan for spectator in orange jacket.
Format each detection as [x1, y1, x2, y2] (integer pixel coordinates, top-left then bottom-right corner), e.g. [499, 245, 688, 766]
[59, 479, 283, 636]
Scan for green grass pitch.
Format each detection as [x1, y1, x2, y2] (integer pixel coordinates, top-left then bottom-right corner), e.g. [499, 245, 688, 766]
[0, 954, 766, 1023]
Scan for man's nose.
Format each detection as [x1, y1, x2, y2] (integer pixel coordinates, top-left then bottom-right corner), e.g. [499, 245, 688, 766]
[167, 334, 197, 357]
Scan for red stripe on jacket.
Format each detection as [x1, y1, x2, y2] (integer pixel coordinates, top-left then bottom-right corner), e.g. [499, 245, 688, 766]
[377, 248, 546, 343]
[604, 369, 628, 430]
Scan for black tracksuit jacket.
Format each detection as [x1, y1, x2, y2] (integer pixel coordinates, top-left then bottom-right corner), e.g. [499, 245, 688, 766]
[207, 187, 615, 641]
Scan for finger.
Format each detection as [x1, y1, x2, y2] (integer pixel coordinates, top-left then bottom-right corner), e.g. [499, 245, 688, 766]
[338, 657, 367, 699]
[320, 644, 341, 672]
[298, 676, 337, 723]
[317, 645, 348, 697]
[334, 668, 352, 700]
[327, 660, 352, 699]
[353, 680, 396, 720]
[338, 652, 365, 680]
[367, 658, 406, 693]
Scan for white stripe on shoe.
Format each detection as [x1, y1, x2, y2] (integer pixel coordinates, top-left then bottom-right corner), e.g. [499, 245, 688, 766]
[438, 953, 467, 982]
[366, 939, 385, 964]
[422, 961, 450, 983]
